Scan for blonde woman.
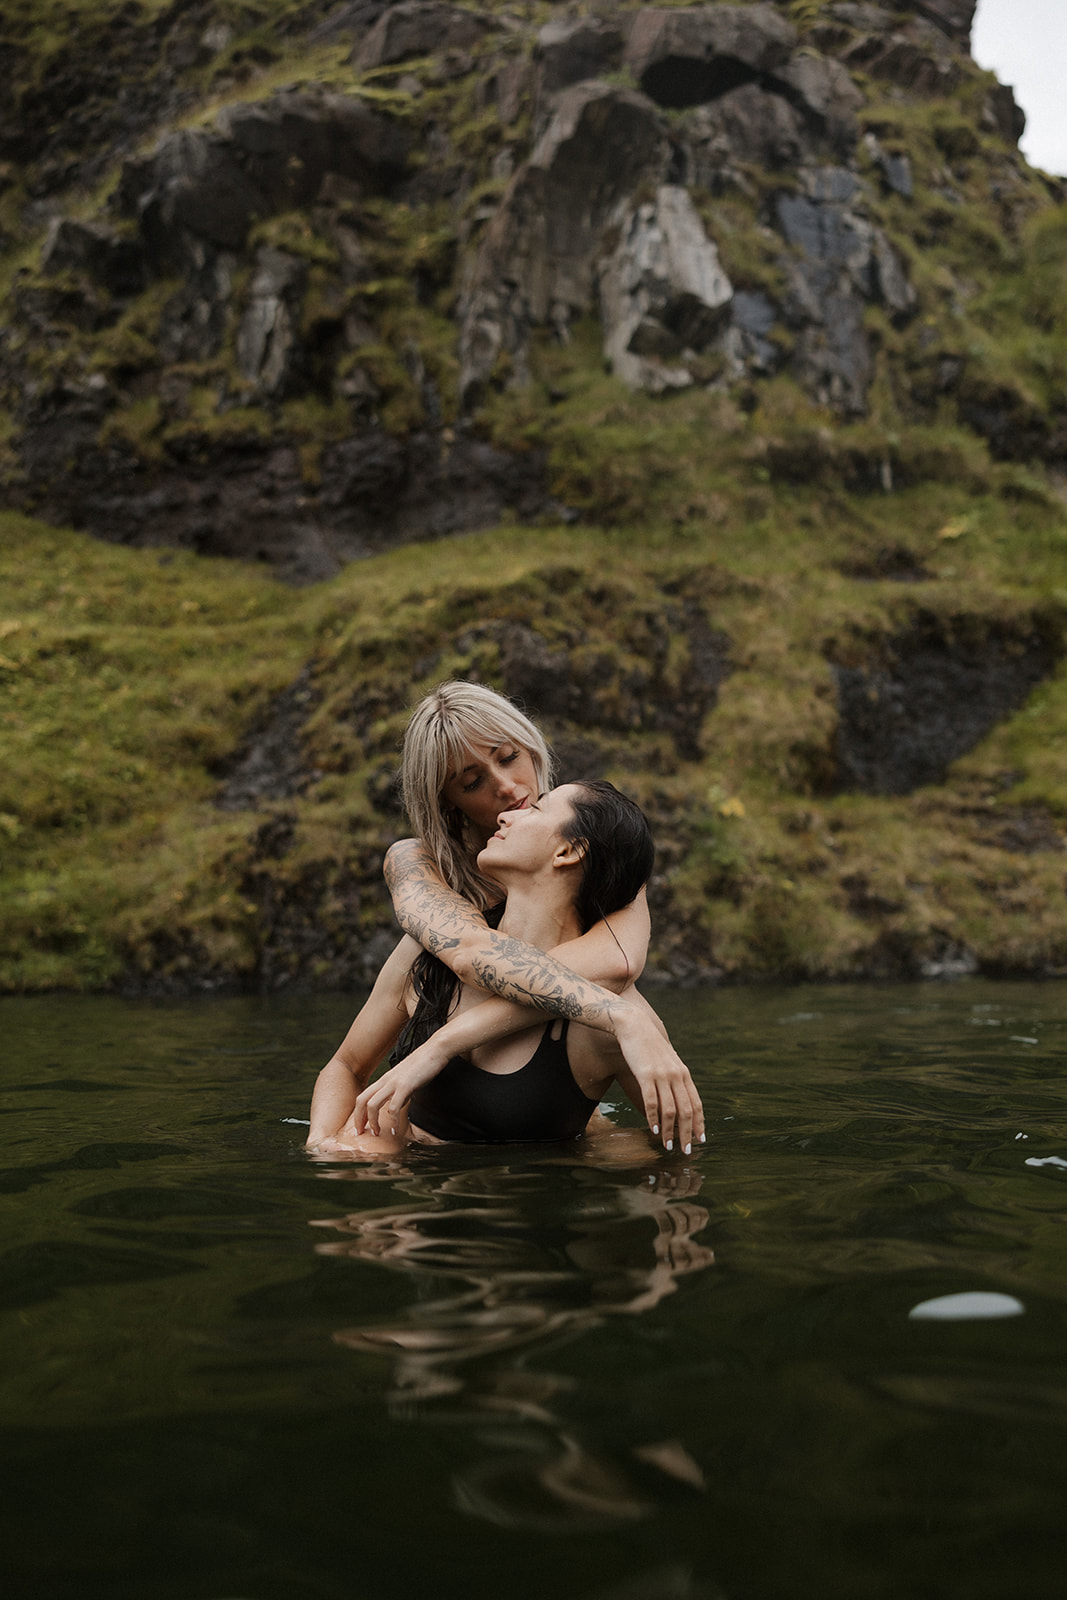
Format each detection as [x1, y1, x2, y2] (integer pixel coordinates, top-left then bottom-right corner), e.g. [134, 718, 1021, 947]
[308, 683, 705, 1153]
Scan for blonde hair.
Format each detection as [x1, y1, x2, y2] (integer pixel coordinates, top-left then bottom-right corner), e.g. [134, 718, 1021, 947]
[401, 681, 554, 908]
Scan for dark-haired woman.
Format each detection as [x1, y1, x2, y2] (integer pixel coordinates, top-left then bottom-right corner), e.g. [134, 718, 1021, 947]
[307, 782, 698, 1155]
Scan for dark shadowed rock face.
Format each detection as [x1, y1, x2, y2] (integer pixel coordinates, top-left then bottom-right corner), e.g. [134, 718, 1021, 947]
[494, 606, 731, 764]
[216, 670, 319, 810]
[31, 428, 550, 586]
[118, 93, 413, 266]
[830, 613, 1064, 795]
[624, 4, 796, 108]
[41, 219, 146, 296]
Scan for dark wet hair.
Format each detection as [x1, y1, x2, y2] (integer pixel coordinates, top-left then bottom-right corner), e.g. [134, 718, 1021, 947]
[560, 780, 655, 934]
[393, 780, 654, 1063]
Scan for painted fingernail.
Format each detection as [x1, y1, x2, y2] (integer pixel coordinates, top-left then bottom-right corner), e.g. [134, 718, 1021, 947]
[700, 1134, 707, 1143]
[684, 1143, 692, 1155]
[652, 1125, 659, 1136]
[666, 1139, 673, 1151]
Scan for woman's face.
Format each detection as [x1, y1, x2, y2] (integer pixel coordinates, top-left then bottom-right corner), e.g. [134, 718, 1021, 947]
[440, 740, 539, 838]
[478, 784, 580, 879]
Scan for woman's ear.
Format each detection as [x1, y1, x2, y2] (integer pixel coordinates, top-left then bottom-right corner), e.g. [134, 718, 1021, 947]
[553, 836, 587, 869]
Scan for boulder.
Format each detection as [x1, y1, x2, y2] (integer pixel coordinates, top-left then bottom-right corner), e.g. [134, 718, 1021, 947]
[122, 129, 265, 258]
[624, 4, 796, 109]
[535, 18, 625, 98]
[599, 185, 733, 392]
[354, 2, 495, 71]
[459, 84, 670, 403]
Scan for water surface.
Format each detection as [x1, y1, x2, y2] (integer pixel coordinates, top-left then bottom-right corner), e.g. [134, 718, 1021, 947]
[2, 980, 1066, 1600]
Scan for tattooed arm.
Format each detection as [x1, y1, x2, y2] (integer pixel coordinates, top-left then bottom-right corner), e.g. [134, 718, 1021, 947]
[383, 839, 704, 1152]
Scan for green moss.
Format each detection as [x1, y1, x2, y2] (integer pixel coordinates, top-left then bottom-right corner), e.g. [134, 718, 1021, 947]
[248, 212, 341, 270]
[697, 193, 787, 297]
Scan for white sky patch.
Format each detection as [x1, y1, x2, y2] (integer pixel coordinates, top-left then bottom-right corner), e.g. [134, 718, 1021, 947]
[972, 0, 1067, 176]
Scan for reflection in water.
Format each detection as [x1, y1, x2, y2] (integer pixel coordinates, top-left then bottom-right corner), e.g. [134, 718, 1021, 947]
[312, 1158, 714, 1530]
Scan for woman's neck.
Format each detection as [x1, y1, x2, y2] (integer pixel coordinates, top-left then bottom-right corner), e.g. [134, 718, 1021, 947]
[497, 882, 581, 953]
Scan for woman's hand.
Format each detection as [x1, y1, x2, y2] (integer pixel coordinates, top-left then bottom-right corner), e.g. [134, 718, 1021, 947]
[354, 1040, 447, 1136]
[612, 1005, 706, 1155]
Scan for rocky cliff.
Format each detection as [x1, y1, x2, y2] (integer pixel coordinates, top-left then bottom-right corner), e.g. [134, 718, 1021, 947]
[2, 0, 1066, 992]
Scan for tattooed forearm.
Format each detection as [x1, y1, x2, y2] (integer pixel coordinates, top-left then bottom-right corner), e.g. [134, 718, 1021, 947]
[384, 838, 620, 1032]
[469, 943, 617, 1026]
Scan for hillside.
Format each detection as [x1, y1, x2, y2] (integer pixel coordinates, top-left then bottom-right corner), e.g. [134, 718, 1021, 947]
[1, 0, 1066, 992]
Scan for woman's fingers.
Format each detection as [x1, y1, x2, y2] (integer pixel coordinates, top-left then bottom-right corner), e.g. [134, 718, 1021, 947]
[355, 1084, 385, 1137]
[356, 1071, 418, 1138]
[648, 1063, 704, 1155]
[689, 1078, 706, 1147]
[663, 1058, 704, 1155]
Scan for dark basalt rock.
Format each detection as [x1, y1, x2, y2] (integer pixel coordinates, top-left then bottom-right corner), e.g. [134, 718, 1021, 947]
[983, 84, 1027, 146]
[830, 612, 1064, 795]
[535, 18, 625, 99]
[157, 246, 236, 364]
[683, 82, 810, 181]
[117, 93, 412, 264]
[459, 83, 671, 403]
[41, 219, 146, 296]
[775, 167, 915, 413]
[842, 20, 962, 97]
[624, 3, 796, 109]
[486, 603, 730, 763]
[29, 426, 551, 586]
[766, 53, 863, 150]
[216, 670, 319, 811]
[353, 1, 496, 71]
[308, 1, 392, 45]
[827, 3, 895, 30]
[912, 0, 978, 44]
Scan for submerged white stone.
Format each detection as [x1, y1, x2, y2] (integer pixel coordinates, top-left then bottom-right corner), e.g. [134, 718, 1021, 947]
[908, 1291, 1025, 1321]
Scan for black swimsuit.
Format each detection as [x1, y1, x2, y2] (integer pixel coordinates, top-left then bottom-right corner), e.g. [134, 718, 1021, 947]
[408, 1022, 600, 1144]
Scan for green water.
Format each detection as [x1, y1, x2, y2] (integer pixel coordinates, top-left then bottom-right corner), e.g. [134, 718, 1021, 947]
[2, 980, 1066, 1600]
